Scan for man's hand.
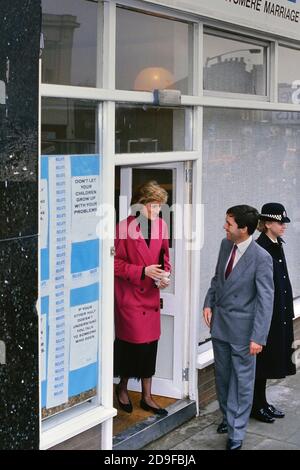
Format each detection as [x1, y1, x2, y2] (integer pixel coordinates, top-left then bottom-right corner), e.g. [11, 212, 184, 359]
[249, 341, 263, 355]
[203, 307, 213, 327]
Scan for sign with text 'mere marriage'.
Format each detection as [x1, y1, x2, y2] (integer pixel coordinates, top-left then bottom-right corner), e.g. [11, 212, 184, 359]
[144, 0, 300, 41]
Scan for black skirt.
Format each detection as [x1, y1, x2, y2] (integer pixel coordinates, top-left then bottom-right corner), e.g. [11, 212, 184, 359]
[114, 338, 158, 380]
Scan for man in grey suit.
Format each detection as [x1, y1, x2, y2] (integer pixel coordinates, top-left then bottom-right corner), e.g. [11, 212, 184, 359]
[203, 205, 274, 450]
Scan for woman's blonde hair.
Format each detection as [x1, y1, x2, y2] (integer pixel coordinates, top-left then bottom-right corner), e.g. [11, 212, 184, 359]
[257, 220, 268, 233]
[131, 180, 168, 206]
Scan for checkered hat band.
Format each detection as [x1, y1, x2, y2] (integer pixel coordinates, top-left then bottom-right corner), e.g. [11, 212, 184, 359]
[260, 213, 282, 220]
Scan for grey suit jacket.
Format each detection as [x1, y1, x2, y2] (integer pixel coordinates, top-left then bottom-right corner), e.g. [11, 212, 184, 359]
[204, 238, 274, 346]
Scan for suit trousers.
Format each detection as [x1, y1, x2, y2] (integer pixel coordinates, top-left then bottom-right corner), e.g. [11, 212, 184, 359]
[212, 338, 256, 441]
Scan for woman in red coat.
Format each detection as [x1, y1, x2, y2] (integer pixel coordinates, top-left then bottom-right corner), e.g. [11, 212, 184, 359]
[114, 181, 171, 415]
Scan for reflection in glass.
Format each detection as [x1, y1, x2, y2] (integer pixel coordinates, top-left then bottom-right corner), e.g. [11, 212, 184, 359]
[115, 104, 191, 153]
[116, 8, 193, 93]
[201, 108, 300, 341]
[41, 98, 97, 154]
[278, 46, 300, 104]
[41, 0, 99, 87]
[203, 32, 267, 95]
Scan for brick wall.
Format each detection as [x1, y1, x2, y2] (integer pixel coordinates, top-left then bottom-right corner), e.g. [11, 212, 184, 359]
[198, 364, 217, 408]
[51, 425, 102, 450]
[198, 316, 300, 409]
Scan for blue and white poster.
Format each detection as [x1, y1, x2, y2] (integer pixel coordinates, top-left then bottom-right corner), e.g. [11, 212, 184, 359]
[40, 154, 101, 410]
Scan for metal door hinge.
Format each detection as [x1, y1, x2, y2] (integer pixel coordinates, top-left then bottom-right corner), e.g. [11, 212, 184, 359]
[182, 367, 189, 381]
[110, 246, 116, 256]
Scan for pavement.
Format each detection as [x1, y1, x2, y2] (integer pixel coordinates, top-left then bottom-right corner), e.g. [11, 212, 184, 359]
[144, 371, 300, 450]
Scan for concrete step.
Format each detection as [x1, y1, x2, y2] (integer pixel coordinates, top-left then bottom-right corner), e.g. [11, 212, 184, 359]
[113, 399, 196, 450]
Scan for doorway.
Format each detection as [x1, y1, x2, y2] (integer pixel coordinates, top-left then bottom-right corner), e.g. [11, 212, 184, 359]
[117, 162, 185, 397]
[113, 162, 196, 444]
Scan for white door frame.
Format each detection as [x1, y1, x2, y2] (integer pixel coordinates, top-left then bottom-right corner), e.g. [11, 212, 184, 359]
[118, 162, 188, 398]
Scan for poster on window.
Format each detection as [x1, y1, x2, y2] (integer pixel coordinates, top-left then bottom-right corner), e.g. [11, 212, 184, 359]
[40, 154, 101, 415]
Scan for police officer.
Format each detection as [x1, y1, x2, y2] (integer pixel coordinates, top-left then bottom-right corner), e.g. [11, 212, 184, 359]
[251, 203, 296, 422]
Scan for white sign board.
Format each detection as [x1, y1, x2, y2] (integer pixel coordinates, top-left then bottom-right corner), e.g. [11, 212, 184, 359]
[145, 0, 300, 41]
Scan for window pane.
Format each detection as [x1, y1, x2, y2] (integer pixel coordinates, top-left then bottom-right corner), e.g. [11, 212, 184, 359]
[41, 98, 97, 154]
[201, 108, 300, 341]
[203, 33, 267, 95]
[116, 104, 191, 153]
[116, 8, 193, 94]
[41, 0, 99, 87]
[40, 98, 101, 417]
[278, 46, 300, 104]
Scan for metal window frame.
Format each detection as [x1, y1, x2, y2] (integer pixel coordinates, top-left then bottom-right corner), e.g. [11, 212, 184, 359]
[203, 26, 270, 100]
[203, 25, 270, 47]
[41, 84, 300, 112]
[116, 0, 198, 23]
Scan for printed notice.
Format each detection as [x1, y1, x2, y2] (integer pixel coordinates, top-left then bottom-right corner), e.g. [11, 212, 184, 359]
[46, 156, 71, 408]
[71, 175, 99, 242]
[40, 155, 101, 411]
[70, 301, 98, 371]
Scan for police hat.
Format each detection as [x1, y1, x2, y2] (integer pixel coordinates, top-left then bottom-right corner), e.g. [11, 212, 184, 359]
[259, 202, 290, 223]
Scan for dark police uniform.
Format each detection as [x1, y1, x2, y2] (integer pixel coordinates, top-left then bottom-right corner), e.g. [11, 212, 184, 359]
[256, 232, 296, 380]
[251, 203, 296, 421]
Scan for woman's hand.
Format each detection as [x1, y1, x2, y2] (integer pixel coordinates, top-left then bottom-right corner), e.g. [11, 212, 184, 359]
[158, 277, 170, 289]
[145, 264, 164, 280]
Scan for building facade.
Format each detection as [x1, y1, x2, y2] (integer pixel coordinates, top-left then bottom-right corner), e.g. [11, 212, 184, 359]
[1, 0, 300, 450]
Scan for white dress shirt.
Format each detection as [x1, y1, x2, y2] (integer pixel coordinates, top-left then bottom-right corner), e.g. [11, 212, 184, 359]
[266, 234, 278, 244]
[225, 235, 253, 273]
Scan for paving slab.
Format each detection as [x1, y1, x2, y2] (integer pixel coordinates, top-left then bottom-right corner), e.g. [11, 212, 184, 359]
[144, 371, 300, 451]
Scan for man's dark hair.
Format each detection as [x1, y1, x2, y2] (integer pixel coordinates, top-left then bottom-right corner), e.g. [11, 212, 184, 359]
[226, 205, 259, 235]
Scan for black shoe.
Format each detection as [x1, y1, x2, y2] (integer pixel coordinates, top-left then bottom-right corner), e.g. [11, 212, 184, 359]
[115, 385, 133, 413]
[251, 407, 275, 423]
[265, 404, 285, 419]
[226, 439, 243, 450]
[140, 399, 168, 416]
[217, 420, 228, 434]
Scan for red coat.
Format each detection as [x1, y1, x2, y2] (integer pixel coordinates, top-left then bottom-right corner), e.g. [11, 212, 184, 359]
[114, 215, 171, 344]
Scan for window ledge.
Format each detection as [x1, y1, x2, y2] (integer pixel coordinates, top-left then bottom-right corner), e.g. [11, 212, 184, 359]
[196, 348, 214, 370]
[40, 404, 116, 450]
[294, 297, 300, 319]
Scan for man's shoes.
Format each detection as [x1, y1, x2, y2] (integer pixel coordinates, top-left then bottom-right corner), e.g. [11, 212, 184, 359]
[217, 420, 228, 434]
[264, 404, 285, 419]
[251, 407, 275, 423]
[226, 439, 243, 450]
[115, 385, 133, 413]
[140, 399, 168, 416]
